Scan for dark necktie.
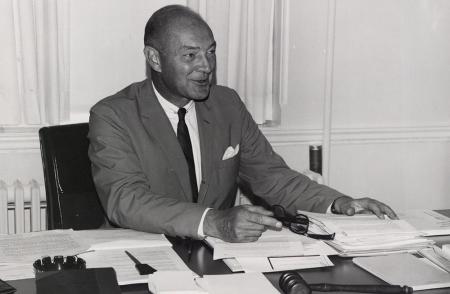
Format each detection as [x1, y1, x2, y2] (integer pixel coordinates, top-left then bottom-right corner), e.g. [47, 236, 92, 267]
[177, 108, 198, 202]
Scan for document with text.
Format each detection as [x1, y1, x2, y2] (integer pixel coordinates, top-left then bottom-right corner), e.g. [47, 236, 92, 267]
[79, 246, 192, 285]
[74, 229, 171, 251]
[235, 255, 333, 272]
[207, 227, 337, 260]
[0, 230, 88, 264]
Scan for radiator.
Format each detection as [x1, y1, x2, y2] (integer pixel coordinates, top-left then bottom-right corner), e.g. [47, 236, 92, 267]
[0, 180, 47, 234]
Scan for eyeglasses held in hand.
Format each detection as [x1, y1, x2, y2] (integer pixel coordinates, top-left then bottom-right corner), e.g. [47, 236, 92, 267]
[272, 205, 335, 240]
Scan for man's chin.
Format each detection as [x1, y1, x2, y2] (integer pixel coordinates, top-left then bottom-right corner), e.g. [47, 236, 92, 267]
[190, 87, 211, 101]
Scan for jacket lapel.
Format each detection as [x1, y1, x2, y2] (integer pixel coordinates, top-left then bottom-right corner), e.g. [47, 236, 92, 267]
[136, 80, 192, 201]
[196, 100, 215, 203]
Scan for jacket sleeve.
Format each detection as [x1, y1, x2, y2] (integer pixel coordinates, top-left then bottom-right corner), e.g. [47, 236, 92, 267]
[88, 103, 206, 238]
[231, 92, 345, 215]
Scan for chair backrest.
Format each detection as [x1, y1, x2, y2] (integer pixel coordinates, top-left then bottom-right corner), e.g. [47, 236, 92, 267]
[39, 123, 106, 230]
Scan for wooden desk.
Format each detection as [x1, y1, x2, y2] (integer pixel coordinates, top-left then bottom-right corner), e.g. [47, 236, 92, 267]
[8, 210, 450, 294]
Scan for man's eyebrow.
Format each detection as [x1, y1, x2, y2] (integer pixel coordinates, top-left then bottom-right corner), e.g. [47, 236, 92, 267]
[180, 41, 216, 51]
[181, 45, 200, 50]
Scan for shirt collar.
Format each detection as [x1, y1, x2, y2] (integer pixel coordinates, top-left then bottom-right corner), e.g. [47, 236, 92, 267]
[152, 82, 194, 115]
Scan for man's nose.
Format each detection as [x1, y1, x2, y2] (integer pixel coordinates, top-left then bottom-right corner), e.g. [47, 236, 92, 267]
[196, 54, 213, 73]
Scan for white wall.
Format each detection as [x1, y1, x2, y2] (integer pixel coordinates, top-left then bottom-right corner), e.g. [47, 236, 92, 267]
[70, 0, 186, 121]
[1, 0, 449, 211]
[269, 0, 450, 210]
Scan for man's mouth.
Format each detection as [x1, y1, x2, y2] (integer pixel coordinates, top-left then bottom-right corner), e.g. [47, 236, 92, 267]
[191, 78, 210, 86]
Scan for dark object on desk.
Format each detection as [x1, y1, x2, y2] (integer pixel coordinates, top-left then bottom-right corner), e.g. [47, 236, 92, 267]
[125, 250, 157, 275]
[272, 205, 335, 240]
[33, 256, 86, 273]
[279, 271, 413, 294]
[35, 267, 120, 294]
[39, 123, 107, 230]
[0, 279, 16, 294]
[309, 144, 322, 175]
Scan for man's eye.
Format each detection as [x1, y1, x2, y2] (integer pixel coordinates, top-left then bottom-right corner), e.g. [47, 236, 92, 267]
[208, 49, 216, 55]
[184, 53, 195, 59]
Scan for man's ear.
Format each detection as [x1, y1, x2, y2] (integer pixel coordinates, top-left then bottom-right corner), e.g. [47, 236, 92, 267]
[143, 46, 162, 72]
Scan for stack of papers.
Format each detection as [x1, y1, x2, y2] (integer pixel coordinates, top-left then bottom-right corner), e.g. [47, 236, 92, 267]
[419, 245, 450, 273]
[75, 229, 192, 285]
[205, 228, 336, 272]
[300, 211, 434, 257]
[0, 229, 192, 285]
[0, 230, 89, 280]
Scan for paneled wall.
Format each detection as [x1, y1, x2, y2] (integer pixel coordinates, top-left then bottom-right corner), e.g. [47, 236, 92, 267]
[1, 0, 449, 211]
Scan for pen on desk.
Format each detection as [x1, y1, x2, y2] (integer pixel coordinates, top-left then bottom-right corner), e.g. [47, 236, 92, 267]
[124, 250, 157, 275]
[268, 257, 274, 270]
[187, 238, 193, 262]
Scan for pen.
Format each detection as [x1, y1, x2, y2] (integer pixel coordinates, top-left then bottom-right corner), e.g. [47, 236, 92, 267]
[124, 250, 157, 275]
[186, 238, 194, 262]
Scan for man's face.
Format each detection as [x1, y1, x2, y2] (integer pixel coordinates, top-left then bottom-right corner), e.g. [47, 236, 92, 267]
[158, 23, 216, 104]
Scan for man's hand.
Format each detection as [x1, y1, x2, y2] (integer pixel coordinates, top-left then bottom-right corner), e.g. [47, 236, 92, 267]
[332, 196, 398, 219]
[203, 205, 282, 242]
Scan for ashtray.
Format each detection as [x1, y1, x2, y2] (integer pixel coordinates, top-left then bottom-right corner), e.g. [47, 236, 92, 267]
[33, 255, 86, 273]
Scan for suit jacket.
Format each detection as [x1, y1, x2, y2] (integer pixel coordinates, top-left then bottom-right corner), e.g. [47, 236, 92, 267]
[88, 79, 344, 238]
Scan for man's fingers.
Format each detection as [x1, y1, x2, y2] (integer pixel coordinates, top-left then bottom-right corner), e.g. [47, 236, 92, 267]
[344, 206, 355, 216]
[245, 205, 274, 216]
[367, 202, 384, 219]
[379, 204, 398, 219]
[246, 210, 281, 229]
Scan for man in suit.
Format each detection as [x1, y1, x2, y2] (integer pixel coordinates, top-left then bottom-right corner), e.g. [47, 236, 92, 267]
[88, 5, 396, 242]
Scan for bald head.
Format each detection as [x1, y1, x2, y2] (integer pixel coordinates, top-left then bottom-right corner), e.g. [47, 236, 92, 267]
[144, 5, 211, 52]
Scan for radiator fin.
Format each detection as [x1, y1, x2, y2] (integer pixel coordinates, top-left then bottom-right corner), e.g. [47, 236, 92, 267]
[0, 180, 46, 234]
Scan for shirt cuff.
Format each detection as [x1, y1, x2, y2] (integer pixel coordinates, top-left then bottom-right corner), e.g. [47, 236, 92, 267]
[197, 207, 211, 238]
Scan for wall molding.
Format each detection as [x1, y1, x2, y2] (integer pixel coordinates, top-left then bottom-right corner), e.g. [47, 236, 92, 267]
[0, 126, 40, 152]
[1, 124, 449, 151]
[263, 125, 450, 146]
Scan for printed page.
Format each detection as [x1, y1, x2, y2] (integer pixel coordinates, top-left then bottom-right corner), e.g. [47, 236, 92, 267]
[299, 211, 419, 236]
[0, 262, 34, 281]
[207, 228, 304, 260]
[235, 255, 333, 272]
[419, 247, 450, 273]
[0, 230, 89, 263]
[74, 229, 171, 250]
[196, 272, 279, 294]
[79, 246, 191, 285]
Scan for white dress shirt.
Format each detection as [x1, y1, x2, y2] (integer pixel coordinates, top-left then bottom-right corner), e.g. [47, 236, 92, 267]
[153, 84, 209, 238]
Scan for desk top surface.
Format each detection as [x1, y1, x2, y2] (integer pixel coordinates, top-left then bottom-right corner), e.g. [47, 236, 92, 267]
[8, 210, 450, 294]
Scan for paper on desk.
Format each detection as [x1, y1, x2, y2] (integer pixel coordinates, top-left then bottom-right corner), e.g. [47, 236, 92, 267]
[148, 271, 207, 294]
[419, 246, 450, 273]
[208, 228, 304, 260]
[397, 209, 450, 236]
[0, 229, 89, 263]
[196, 272, 279, 294]
[79, 246, 192, 285]
[300, 211, 419, 237]
[74, 229, 171, 250]
[353, 253, 450, 291]
[208, 228, 336, 260]
[236, 255, 333, 272]
[0, 262, 33, 281]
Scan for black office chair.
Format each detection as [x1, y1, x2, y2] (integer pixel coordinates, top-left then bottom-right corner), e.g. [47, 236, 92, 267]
[39, 123, 107, 230]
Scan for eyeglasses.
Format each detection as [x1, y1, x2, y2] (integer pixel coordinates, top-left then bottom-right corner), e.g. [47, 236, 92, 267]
[272, 205, 335, 240]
